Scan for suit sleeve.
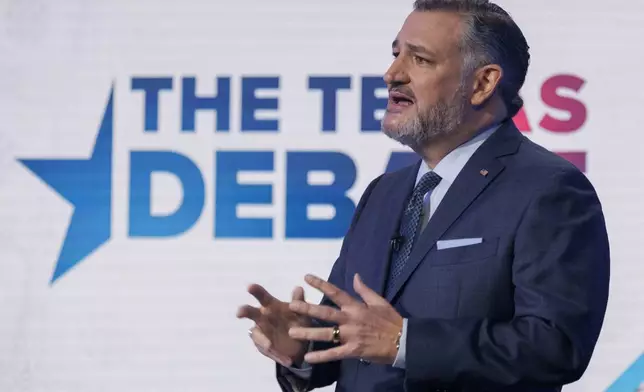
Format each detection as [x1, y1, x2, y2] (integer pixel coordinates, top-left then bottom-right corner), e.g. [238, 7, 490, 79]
[405, 168, 610, 389]
[276, 173, 385, 392]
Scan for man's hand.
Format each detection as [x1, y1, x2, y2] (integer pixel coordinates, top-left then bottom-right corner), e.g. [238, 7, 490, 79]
[288, 273, 404, 365]
[237, 284, 311, 367]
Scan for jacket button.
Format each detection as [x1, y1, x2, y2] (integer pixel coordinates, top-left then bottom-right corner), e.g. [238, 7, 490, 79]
[359, 358, 371, 365]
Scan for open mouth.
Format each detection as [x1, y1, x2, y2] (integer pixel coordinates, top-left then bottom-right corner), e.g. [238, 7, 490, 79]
[388, 92, 415, 109]
[392, 96, 413, 106]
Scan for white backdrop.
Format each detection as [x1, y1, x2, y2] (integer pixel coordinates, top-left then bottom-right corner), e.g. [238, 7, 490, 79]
[0, 0, 642, 391]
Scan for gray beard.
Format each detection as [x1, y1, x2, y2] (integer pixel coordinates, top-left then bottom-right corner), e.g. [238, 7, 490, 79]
[381, 83, 468, 150]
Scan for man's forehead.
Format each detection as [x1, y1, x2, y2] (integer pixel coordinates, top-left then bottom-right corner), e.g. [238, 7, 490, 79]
[394, 10, 463, 53]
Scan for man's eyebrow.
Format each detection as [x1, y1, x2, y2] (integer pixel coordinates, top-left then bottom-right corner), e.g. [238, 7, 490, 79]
[391, 40, 437, 57]
[407, 43, 436, 57]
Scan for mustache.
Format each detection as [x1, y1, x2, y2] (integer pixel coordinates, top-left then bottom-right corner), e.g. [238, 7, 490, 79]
[389, 86, 415, 100]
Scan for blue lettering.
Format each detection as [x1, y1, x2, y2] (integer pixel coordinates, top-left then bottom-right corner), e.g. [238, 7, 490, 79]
[129, 151, 205, 237]
[361, 76, 387, 132]
[181, 76, 231, 132]
[131, 77, 173, 132]
[285, 152, 356, 238]
[215, 151, 274, 238]
[241, 77, 280, 132]
[308, 76, 352, 132]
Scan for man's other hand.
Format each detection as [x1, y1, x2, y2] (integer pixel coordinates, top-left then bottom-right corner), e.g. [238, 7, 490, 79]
[237, 284, 311, 367]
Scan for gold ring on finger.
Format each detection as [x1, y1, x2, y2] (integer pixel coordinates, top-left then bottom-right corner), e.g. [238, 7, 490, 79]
[331, 325, 341, 344]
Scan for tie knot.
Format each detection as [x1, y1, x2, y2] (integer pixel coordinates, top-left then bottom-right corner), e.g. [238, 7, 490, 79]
[414, 171, 441, 196]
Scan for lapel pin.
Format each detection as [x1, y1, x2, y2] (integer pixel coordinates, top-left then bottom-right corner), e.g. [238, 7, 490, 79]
[480, 169, 489, 177]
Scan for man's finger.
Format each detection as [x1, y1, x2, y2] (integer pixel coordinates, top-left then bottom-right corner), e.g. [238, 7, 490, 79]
[270, 351, 294, 368]
[353, 273, 388, 306]
[304, 274, 358, 308]
[249, 326, 272, 351]
[292, 286, 305, 302]
[247, 284, 278, 307]
[257, 345, 293, 367]
[289, 301, 347, 324]
[236, 305, 262, 322]
[289, 326, 337, 342]
[304, 345, 352, 364]
[251, 328, 293, 366]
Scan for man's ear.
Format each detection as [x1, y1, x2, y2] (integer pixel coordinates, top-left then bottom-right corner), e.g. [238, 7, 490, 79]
[471, 64, 503, 106]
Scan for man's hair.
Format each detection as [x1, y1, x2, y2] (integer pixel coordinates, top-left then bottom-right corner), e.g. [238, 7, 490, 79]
[413, 0, 530, 117]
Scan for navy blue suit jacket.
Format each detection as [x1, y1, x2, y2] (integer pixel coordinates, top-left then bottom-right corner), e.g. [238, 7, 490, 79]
[277, 121, 610, 392]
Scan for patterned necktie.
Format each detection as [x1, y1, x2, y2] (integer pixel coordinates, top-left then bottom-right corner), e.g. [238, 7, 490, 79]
[385, 171, 442, 296]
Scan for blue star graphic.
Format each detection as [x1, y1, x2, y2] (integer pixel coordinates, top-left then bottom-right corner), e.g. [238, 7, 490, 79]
[606, 353, 644, 391]
[19, 89, 114, 284]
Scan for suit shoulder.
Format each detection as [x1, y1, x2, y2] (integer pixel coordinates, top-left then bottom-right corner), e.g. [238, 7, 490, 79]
[498, 136, 602, 209]
[510, 136, 587, 183]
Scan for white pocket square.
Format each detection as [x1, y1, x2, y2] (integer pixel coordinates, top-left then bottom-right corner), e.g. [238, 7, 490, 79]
[436, 238, 483, 250]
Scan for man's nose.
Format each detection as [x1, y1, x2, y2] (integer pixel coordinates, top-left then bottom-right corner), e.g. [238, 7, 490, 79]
[384, 57, 410, 87]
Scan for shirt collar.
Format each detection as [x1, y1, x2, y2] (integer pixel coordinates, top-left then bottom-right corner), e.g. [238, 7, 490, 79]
[415, 123, 501, 186]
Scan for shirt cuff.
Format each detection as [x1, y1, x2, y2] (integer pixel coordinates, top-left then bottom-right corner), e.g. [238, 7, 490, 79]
[285, 363, 313, 379]
[392, 318, 408, 369]
[284, 341, 314, 379]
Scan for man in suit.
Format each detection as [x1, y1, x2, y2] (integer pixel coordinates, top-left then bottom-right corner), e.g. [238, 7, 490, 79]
[236, 0, 610, 391]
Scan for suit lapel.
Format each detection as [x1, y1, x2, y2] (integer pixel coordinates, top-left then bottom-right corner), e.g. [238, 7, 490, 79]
[385, 122, 524, 302]
[359, 160, 419, 297]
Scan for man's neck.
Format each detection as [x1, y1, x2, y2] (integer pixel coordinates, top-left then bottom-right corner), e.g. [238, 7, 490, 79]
[419, 115, 502, 168]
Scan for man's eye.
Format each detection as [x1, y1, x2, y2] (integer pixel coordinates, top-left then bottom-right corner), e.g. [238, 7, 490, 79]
[415, 56, 430, 64]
